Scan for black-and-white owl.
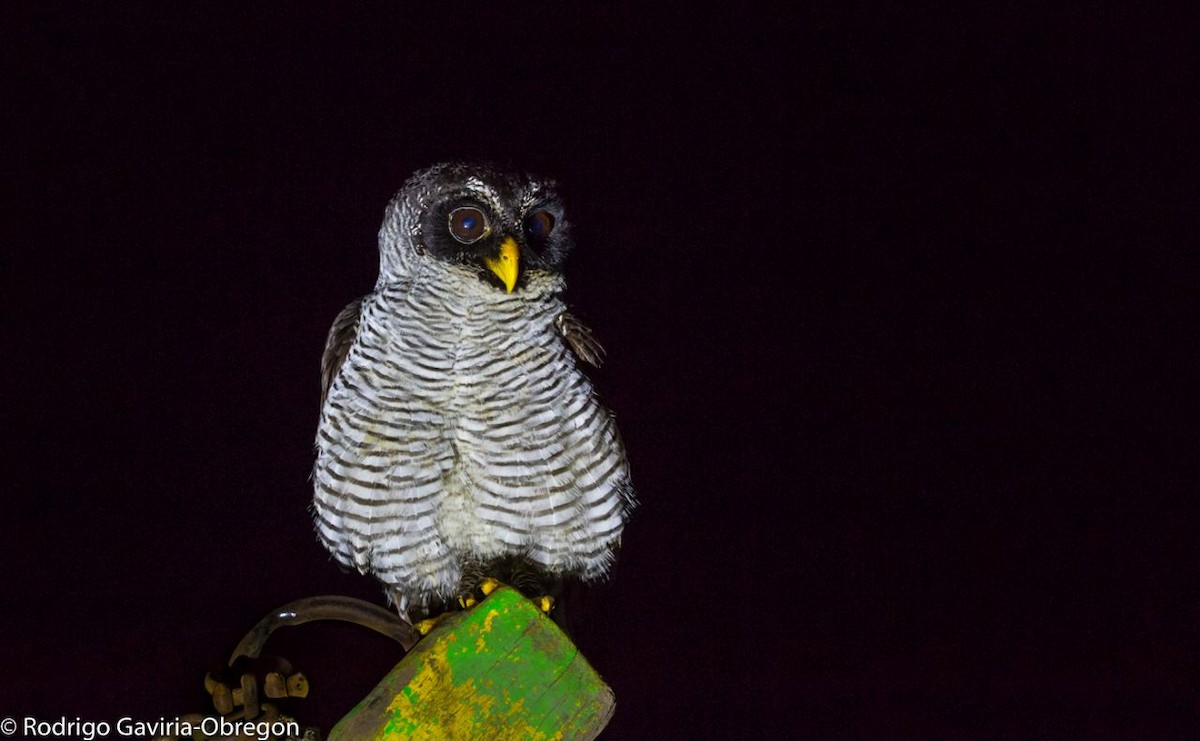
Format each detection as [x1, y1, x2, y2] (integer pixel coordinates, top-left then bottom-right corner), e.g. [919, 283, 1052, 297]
[312, 163, 635, 623]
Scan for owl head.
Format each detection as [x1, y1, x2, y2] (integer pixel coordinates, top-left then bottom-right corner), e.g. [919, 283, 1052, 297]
[377, 162, 573, 294]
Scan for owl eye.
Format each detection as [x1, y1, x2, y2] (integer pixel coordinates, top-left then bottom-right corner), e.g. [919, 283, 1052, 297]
[526, 210, 555, 239]
[448, 206, 490, 244]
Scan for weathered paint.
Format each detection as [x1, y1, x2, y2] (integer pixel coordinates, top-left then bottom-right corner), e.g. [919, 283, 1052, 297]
[329, 587, 614, 740]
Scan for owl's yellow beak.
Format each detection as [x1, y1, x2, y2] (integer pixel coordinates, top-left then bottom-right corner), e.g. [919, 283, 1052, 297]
[484, 236, 520, 293]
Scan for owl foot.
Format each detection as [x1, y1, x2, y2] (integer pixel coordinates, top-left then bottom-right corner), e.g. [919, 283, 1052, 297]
[478, 577, 503, 597]
[413, 614, 448, 637]
[415, 578, 504, 635]
[448, 576, 502, 611]
[415, 579, 554, 637]
[471, 577, 554, 614]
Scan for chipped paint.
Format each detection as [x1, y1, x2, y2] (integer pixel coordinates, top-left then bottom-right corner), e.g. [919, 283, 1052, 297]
[330, 587, 613, 740]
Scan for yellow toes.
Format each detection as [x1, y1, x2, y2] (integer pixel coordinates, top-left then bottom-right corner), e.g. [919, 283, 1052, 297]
[414, 615, 446, 636]
[479, 578, 503, 596]
[536, 595, 555, 614]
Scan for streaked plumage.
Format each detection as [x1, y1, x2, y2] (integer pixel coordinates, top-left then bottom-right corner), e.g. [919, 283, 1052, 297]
[313, 163, 635, 621]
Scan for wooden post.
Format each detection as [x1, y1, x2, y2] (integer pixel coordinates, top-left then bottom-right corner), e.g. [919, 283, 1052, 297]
[328, 587, 614, 740]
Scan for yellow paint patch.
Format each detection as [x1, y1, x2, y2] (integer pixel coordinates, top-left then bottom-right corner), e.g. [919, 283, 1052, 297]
[335, 588, 612, 740]
[476, 608, 499, 653]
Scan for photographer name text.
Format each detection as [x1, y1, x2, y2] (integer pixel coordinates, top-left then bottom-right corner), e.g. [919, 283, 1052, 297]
[2, 715, 301, 741]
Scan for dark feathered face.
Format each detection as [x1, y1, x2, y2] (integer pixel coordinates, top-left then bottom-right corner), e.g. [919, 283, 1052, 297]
[409, 163, 573, 293]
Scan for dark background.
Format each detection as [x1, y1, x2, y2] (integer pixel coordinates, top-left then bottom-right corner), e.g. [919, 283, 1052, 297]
[5, 4, 1195, 738]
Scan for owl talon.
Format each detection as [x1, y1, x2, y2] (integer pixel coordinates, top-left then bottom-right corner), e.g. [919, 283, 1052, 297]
[419, 580, 505, 636]
[454, 578, 501, 611]
[536, 595, 555, 614]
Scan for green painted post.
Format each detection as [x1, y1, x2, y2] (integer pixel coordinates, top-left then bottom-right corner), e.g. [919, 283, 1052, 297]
[329, 587, 614, 740]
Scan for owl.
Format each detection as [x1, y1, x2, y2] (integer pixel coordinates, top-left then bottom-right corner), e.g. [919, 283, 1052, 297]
[312, 163, 635, 623]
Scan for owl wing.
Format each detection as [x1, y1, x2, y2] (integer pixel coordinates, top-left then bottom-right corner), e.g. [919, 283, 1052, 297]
[320, 298, 364, 404]
[556, 312, 607, 368]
